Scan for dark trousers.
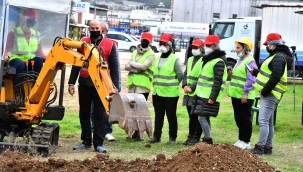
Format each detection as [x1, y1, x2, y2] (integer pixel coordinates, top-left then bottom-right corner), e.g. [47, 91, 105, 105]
[186, 106, 203, 139]
[9, 57, 43, 85]
[152, 94, 179, 139]
[232, 97, 254, 143]
[90, 102, 112, 134]
[79, 85, 105, 148]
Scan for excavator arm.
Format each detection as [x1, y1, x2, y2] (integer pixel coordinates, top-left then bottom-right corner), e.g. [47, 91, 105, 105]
[12, 38, 152, 141]
[15, 38, 116, 123]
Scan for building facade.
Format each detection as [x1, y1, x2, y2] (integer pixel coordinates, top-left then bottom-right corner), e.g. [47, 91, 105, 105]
[172, 0, 303, 23]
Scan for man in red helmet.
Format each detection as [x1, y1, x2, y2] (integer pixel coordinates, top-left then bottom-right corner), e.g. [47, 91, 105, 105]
[250, 33, 292, 155]
[125, 32, 155, 141]
[191, 35, 227, 144]
[182, 38, 206, 146]
[4, 8, 45, 97]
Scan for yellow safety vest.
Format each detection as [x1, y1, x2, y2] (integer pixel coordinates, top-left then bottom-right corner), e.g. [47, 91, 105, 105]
[152, 54, 180, 97]
[255, 53, 287, 100]
[228, 55, 255, 99]
[9, 27, 40, 61]
[195, 58, 227, 102]
[126, 49, 154, 90]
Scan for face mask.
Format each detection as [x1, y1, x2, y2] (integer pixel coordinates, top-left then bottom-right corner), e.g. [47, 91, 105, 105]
[204, 47, 213, 55]
[192, 49, 200, 56]
[159, 45, 168, 53]
[26, 19, 36, 28]
[90, 31, 101, 39]
[141, 40, 149, 48]
[237, 51, 244, 58]
[266, 45, 274, 54]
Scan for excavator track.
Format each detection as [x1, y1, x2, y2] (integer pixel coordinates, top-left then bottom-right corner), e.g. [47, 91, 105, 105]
[0, 122, 59, 157]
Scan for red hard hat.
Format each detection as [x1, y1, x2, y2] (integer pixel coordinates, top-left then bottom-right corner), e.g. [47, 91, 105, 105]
[159, 34, 172, 43]
[141, 32, 153, 42]
[23, 8, 38, 18]
[263, 33, 282, 45]
[191, 39, 204, 47]
[204, 35, 220, 44]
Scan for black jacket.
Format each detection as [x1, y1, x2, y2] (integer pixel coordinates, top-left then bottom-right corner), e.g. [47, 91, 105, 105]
[68, 38, 120, 88]
[255, 46, 292, 96]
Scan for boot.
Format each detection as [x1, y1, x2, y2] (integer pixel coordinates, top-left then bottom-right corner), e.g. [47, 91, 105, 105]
[188, 136, 199, 146]
[202, 137, 213, 144]
[250, 144, 264, 155]
[182, 135, 193, 145]
[264, 145, 272, 155]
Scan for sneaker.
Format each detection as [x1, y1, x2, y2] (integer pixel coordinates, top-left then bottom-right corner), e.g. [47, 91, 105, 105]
[250, 144, 264, 155]
[73, 143, 92, 150]
[148, 137, 161, 143]
[187, 136, 199, 146]
[182, 135, 193, 145]
[105, 133, 115, 141]
[235, 141, 251, 149]
[95, 146, 107, 153]
[202, 137, 213, 144]
[264, 145, 273, 155]
[234, 140, 242, 146]
[166, 138, 176, 145]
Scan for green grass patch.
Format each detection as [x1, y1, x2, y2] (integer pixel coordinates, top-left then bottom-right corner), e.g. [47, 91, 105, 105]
[51, 84, 303, 172]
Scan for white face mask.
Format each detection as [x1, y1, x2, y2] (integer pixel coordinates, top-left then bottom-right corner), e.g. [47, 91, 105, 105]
[204, 47, 213, 55]
[237, 50, 244, 58]
[192, 49, 200, 56]
[159, 45, 168, 53]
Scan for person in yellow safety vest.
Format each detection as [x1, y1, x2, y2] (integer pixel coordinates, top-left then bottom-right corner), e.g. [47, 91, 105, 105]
[3, 8, 45, 98]
[250, 33, 292, 155]
[227, 37, 257, 150]
[191, 35, 227, 144]
[182, 39, 206, 146]
[125, 32, 155, 141]
[148, 34, 184, 144]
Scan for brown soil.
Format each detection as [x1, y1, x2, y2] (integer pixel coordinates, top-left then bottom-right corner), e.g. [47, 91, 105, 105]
[0, 143, 275, 172]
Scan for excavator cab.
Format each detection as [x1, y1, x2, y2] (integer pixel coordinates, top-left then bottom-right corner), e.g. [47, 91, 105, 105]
[0, 0, 152, 156]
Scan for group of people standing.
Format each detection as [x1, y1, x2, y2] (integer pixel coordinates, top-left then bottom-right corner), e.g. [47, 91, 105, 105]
[126, 31, 291, 156]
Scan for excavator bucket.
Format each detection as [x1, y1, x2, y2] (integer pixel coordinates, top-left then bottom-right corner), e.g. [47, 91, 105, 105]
[109, 93, 152, 140]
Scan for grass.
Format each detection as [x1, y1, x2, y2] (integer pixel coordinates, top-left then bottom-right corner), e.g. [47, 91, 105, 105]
[53, 83, 303, 172]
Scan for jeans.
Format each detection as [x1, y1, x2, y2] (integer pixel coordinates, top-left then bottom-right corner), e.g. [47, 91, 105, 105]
[257, 93, 278, 146]
[9, 57, 43, 86]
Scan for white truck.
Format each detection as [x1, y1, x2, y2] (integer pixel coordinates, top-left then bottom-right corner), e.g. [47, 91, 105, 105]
[212, 3, 303, 71]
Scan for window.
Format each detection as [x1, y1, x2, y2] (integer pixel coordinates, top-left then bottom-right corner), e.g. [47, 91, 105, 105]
[213, 22, 235, 40]
[232, 14, 237, 18]
[212, 13, 220, 23]
[106, 34, 118, 39]
[118, 35, 129, 41]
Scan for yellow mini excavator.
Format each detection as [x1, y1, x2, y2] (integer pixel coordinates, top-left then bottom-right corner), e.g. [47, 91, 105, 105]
[0, 37, 153, 156]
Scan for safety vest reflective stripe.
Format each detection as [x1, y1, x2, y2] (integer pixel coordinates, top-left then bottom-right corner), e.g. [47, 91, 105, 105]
[126, 49, 154, 89]
[255, 80, 285, 93]
[9, 27, 39, 61]
[153, 82, 180, 86]
[259, 70, 287, 85]
[197, 82, 225, 91]
[153, 75, 177, 79]
[128, 72, 152, 81]
[231, 75, 247, 82]
[186, 75, 198, 80]
[229, 82, 255, 89]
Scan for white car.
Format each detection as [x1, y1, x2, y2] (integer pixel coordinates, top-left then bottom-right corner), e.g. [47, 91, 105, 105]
[106, 31, 139, 52]
[133, 35, 159, 53]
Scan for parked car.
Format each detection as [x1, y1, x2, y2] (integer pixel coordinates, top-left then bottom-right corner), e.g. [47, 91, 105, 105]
[106, 31, 139, 52]
[132, 35, 159, 53]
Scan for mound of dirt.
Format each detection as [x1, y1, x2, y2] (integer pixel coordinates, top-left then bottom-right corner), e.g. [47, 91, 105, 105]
[0, 143, 275, 172]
